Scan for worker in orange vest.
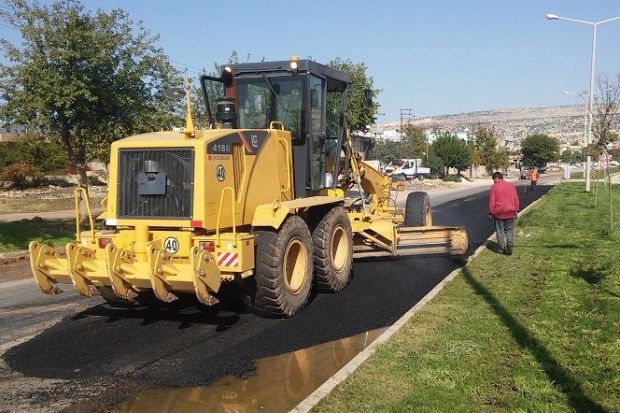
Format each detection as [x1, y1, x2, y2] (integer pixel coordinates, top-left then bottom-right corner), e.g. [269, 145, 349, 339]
[529, 167, 539, 193]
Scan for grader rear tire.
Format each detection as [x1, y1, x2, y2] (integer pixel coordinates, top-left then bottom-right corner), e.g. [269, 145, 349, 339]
[404, 191, 432, 227]
[254, 215, 314, 317]
[313, 206, 353, 292]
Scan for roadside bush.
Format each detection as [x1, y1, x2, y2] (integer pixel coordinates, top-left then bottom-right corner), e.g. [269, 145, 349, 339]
[1, 162, 43, 187]
[0, 134, 67, 188]
[442, 174, 462, 182]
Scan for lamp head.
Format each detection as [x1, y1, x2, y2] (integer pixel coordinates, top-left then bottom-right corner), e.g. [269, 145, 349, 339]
[546, 13, 559, 20]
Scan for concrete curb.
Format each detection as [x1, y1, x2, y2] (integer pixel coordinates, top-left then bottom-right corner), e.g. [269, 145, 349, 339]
[290, 183, 546, 413]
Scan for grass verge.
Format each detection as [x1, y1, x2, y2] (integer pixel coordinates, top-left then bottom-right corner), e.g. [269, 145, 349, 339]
[312, 182, 620, 412]
[0, 218, 75, 253]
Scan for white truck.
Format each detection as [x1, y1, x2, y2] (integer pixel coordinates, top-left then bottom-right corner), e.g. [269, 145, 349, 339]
[384, 158, 432, 181]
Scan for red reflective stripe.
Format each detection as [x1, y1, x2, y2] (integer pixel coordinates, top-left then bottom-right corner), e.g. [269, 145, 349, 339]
[217, 252, 238, 267]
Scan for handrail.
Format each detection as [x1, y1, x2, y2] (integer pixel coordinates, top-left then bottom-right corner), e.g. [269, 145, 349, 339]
[216, 186, 237, 247]
[74, 187, 95, 242]
[269, 120, 285, 130]
[277, 137, 291, 193]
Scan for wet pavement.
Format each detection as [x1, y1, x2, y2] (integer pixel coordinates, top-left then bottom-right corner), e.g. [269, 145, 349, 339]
[111, 329, 384, 413]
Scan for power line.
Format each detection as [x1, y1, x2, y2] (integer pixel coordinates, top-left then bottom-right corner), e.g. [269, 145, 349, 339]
[0, 19, 18, 32]
[169, 59, 204, 73]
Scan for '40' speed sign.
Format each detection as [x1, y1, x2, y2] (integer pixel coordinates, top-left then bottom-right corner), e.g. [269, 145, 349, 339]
[164, 237, 179, 254]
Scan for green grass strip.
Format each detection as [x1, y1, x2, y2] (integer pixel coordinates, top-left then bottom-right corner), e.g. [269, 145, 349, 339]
[0, 219, 75, 253]
[312, 183, 620, 413]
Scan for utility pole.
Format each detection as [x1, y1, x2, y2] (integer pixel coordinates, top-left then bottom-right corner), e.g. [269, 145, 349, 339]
[399, 109, 415, 139]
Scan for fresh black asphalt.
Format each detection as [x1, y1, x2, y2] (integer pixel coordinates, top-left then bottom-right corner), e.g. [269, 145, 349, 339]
[3, 185, 552, 388]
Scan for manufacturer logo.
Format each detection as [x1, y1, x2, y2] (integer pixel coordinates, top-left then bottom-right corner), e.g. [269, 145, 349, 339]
[216, 165, 226, 182]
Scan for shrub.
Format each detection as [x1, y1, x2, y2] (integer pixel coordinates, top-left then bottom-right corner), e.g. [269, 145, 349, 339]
[1, 162, 43, 187]
[442, 174, 462, 182]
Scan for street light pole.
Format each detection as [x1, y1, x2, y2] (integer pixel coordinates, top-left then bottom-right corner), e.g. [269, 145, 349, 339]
[547, 13, 620, 192]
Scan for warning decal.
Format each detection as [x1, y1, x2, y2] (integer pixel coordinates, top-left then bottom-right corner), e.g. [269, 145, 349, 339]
[217, 252, 239, 267]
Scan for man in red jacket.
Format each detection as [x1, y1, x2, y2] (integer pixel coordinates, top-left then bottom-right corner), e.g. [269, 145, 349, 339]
[488, 171, 520, 255]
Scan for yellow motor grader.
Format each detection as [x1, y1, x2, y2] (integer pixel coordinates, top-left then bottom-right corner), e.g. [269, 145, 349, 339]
[29, 57, 468, 317]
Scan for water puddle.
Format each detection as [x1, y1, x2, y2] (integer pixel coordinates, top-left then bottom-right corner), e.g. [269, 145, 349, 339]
[112, 328, 383, 413]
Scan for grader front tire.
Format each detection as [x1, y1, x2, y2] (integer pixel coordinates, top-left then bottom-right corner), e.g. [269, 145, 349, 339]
[254, 215, 314, 317]
[404, 191, 432, 227]
[313, 206, 353, 292]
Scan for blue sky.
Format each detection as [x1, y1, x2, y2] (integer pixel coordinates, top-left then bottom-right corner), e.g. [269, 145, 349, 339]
[3, 0, 620, 124]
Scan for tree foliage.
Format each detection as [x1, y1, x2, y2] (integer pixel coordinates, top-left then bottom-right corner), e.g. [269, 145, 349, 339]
[559, 148, 581, 164]
[367, 139, 399, 165]
[474, 125, 508, 174]
[425, 145, 445, 177]
[328, 58, 381, 132]
[431, 131, 472, 174]
[0, 0, 182, 186]
[520, 134, 560, 168]
[366, 125, 429, 167]
[400, 124, 427, 160]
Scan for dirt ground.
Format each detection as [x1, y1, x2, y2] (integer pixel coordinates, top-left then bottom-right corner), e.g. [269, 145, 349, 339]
[0, 254, 31, 280]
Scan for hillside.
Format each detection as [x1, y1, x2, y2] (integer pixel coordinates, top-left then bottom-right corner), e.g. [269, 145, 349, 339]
[375, 104, 614, 144]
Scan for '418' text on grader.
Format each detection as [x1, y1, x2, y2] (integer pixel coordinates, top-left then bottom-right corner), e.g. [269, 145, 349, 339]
[29, 57, 468, 317]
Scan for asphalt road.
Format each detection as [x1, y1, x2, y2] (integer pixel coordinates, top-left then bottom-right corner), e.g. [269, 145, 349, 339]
[0, 176, 556, 412]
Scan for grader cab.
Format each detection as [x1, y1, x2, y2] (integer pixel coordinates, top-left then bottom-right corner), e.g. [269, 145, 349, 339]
[30, 57, 467, 317]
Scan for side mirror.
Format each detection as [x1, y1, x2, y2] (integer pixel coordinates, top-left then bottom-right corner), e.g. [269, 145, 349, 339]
[363, 89, 373, 109]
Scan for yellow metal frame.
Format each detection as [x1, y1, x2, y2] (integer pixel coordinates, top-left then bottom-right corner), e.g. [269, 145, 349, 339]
[216, 186, 237, 248]
[277, 137, 291, 193]
[73, 187, 95, 242]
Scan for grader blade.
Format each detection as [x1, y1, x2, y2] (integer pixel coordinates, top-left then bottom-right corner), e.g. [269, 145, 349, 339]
[395, 225, 468, 256]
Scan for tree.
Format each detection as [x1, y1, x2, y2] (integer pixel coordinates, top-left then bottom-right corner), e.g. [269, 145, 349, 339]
[367, 138, 399, 165]
[327, 58, 381, 132]
[0, 0, 182, 186]
[425, 145, 445, 178]
[560, 148, 577, 164]
[592, 73, 620, 151]
[431, 131, 472, 175]
[591, 73, 620, 233]
[520, 134, 560, 168]
[475, 125, 506, 174]
[400, 123, 427, 159]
